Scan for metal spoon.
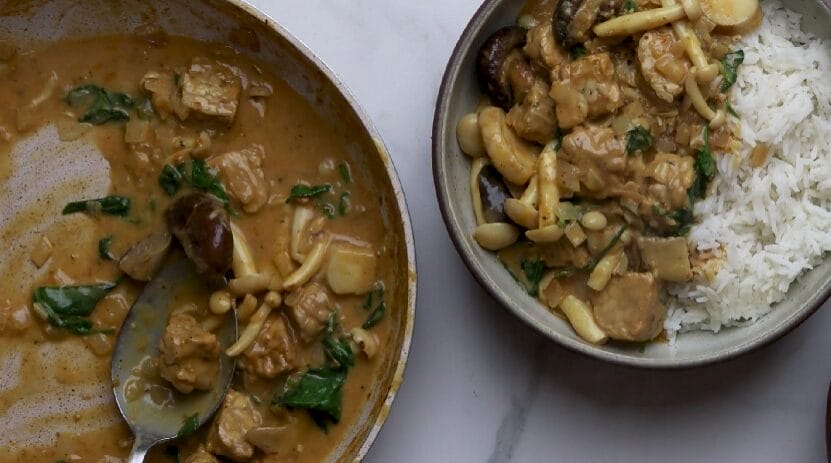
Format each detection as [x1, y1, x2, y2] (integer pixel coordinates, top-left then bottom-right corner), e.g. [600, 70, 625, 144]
[111, 254, 237, 463]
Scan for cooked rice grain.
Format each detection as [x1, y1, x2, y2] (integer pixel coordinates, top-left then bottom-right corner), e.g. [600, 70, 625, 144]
[666, 1, 831, 338]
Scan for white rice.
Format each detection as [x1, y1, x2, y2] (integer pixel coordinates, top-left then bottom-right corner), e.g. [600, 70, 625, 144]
[665, 1, 831, 339]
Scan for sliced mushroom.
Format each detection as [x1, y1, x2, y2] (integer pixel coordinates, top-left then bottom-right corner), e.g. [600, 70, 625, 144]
[119, 227, 173, 281]
[472, 162, 512, 225]
[555, 0, 622, 48]
[165, 193, 233, 278]
[479, 106, 539, 185]
[477, 26, 529, 110]
[473, 223, 520, 251]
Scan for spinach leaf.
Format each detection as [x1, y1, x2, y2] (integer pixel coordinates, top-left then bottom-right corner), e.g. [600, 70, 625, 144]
[626, 126, 653, 154]
[361, 286, 385, 329]
[159, 164, 186, 196]
[621, 0, 636, 14]
[286, 184, 332, 202]
[158, 161, 228, 206]
[690, 126, 715, 201]
[66, 85, 134, 125]
[719, 50, 744, 92]
[176, 413, 199, 439]
[668, 207, 694, 236]
[33, 283, 116, 335]
[338, 162, 352, 184]
[62, 195, 131, 217]
[651, 128, 713, 237]
[322, 317, 354, 369]
[190, 159, 230, 205]
[98, 236, 114, 261]
[569, 45, 587, 60]
[275, 367, 347, 426]
[521, 259, 545, 295]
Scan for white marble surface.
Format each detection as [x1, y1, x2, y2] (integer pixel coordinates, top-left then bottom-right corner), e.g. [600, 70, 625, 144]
[247, 1, 831, 461]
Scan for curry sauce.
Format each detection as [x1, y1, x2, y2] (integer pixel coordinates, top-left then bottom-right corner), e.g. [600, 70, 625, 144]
[0, 34, 394, 463]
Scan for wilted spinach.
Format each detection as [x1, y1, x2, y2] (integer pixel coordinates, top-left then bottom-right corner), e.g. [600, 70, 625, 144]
[62, 195, 131, 217]
[65, 85, 134, 125]
[719, 50, 745, 92]
[33, 282, 117, 335]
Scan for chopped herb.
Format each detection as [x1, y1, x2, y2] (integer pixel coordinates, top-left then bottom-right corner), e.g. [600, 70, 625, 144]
[621, 0, 636, 14]
[286, 184, 332, 202]
[520, 259, 545, 296]
[719, 50, 744, 92]
[626, 126, 653, 154]
[654, 128, 715, 237]
[190, 159, 230, 205]
[62, 195, 131, 217]
[275, 367, 347, 428]
[337, 192, 350, 216]
[65, 84, 134, 125]
[569, 45, 587, 60]
[338, 162, 352, 184]
[176, 413, 199, 439]
[158, 161, 228, 206]
[690, 126, 715, 201]
[726, 101, 740, 119]
[362, 285, 385, 329]
[159, 164, 186, 196]
[98, 236, 114, 261]
[33, 282, 117, 335]
[322, 314, 354, 369]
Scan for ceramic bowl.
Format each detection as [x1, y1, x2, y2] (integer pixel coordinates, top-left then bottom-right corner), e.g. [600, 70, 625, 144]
[433, 0, 831, 368]
[0, 0, 417, 459]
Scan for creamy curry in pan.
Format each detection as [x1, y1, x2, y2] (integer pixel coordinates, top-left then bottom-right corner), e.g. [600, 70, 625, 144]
[458, 0, 759, 345]
[0, 33, 394, 462]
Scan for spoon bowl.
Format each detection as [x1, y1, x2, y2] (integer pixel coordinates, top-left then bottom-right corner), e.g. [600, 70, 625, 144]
[111, 254, 237, 463]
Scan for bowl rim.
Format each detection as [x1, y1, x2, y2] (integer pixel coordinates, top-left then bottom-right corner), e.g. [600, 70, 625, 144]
[219, 0, 419, 452]
[432, 0, 830, 370]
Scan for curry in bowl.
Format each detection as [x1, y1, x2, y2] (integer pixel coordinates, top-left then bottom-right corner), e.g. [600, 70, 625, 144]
[0, 20, 406, 463]
[454, 0, 831, 348]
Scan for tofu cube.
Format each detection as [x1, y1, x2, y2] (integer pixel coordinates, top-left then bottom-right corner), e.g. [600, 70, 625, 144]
[181, 60, 241, 125]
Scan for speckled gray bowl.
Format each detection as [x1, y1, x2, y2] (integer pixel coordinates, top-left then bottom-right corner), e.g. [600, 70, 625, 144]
[433, 0, 831, 368]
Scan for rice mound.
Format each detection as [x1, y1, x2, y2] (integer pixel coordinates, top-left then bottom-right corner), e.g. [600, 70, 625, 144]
[665, 1, 831, 338]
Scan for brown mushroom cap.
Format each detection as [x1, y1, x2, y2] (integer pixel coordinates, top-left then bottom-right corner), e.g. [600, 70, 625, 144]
[554, 0, 622, 49]
[165, 192, 233, 279]
[477, 26, 528, 111]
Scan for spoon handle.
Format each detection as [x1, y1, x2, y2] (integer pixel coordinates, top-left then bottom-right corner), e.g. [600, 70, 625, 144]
[126, 437, 153, 463]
